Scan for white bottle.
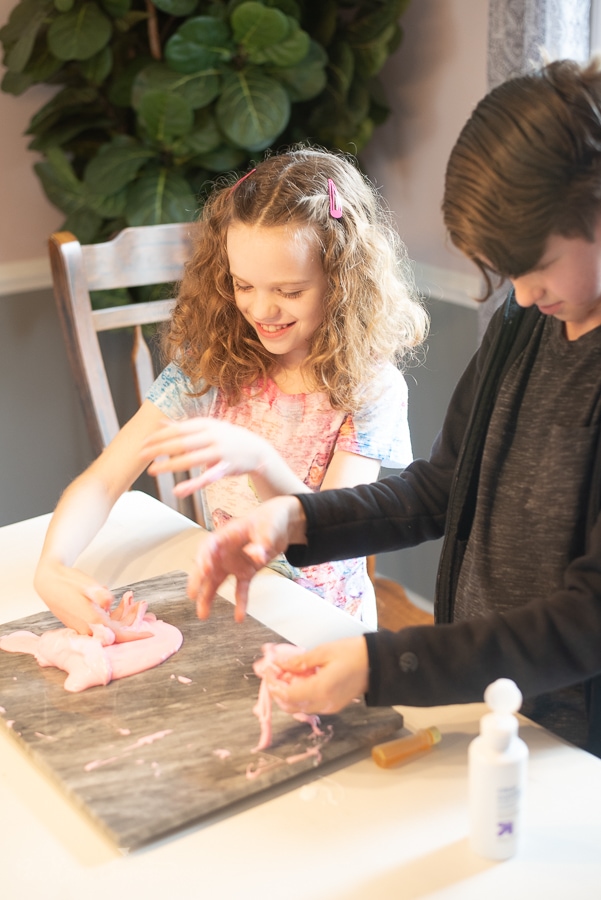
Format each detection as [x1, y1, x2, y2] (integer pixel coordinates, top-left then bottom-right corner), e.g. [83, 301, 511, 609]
[468, 678, 528, 860]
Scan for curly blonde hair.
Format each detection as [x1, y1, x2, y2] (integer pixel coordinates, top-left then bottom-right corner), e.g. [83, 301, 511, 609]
[163, 146, 428, 411]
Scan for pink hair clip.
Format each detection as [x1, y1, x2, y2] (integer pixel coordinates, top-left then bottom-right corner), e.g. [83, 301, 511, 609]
[230, 168, 256, 193]
[328, 178, 342, 219]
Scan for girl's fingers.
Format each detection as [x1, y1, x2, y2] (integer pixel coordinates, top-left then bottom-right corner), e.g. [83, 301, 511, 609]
[172, 461, 231, 496]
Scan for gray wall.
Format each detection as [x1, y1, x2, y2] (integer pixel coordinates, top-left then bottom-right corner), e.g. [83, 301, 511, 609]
[0, 288, 155, 526]
[375, 298, 478, 603]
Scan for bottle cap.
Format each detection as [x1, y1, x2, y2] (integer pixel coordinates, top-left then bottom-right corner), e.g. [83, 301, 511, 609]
[484, 678, 522, 714]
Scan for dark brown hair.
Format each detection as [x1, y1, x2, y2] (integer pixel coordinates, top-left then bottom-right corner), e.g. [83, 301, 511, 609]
[443, 57, 601, 299]
[164, 146, 427, 410]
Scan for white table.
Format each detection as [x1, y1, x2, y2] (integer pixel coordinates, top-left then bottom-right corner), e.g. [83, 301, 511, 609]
[1, 491, 601, 899]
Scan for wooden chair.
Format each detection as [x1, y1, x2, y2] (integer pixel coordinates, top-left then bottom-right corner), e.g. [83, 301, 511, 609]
[366, 557, 434, 629]
[48, 223, 202, 521]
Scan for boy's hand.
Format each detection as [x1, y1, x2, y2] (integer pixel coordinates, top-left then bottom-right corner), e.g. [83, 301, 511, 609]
[263, 637, 370, 714]
[187, 496, 307, 622]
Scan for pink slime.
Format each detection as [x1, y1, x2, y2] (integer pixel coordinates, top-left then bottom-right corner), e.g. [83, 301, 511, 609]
[0, 591, 182, 692]
[251, 642, 323, 752]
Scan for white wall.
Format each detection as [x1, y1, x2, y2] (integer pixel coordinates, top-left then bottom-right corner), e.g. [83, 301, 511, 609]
[0, 0, 488, 604]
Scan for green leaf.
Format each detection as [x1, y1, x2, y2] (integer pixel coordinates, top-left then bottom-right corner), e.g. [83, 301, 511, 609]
[100, 0, 131, 15]
[133, 62, 220, 111]
[270, 38, 326, 101]
[84, 138, 155, 192]
[47, 3, 112, 61]
[34, 148, 87, 215]
[172, 107, 222, 155]
[3, 7, 49, 73]
[0, 0, 52, 45]
[346, 0, 408, 43]
[90, 287, 132, 308]
[1, 69, 34, 95]
[108, 55, 153, 107]
[126, 168, 197, 225]
[308, 0, 337, 47]
[55, 0, 75, 10]
[253, 16, 308, 67]
[193, 143, 246, 172]
[231, 2, 288, 49]
[80, 44, 113, 84]
[328, 40, 354, 99]
[165, 16, 233, 74]
[62, 208, 103, 244]
[138, 89, 194, 142]
[265, 0, 300, 18]
[26, 86, 99, 136]
[152, 0, 197, 15]
[28, 117, 112, 150]
[353, 24, 397, 77]
[216, 69, 289, 151]
[86, 185, 128, 216]
[19, 46, 64, 83]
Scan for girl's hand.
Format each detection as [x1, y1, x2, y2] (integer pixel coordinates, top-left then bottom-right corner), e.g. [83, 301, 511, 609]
[34, 560, 151, 642]
[141, 418, 272, 498]
[188, 495, 307, 621]
[263, 637, 370, 714]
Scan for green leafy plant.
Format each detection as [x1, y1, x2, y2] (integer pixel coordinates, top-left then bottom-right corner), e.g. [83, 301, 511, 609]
[1, 0, 409, 246]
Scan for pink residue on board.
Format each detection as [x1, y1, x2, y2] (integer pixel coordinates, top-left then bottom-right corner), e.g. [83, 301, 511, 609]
[177, 675, 192, 684]
[124, 729, 173, 751]
[83, 730, 173, 771]
[213, 748, 231, 760]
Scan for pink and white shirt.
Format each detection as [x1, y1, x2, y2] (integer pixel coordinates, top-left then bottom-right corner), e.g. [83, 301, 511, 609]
[147, 362, 412, 627]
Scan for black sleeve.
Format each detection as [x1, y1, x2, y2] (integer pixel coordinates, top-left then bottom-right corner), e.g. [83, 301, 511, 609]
[363, 504, 601, 709]
[285, 320, 493, 567]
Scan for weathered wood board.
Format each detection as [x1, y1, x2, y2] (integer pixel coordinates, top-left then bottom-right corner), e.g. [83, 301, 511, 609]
[0, 572, 403, 850]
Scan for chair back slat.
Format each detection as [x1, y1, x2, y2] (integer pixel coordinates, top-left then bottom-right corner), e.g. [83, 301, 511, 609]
[49, 225, 202, 524]
[81, 223, 194, 290]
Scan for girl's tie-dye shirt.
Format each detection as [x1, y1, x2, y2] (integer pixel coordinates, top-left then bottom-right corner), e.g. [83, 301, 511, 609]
[147, 362, 412, 628]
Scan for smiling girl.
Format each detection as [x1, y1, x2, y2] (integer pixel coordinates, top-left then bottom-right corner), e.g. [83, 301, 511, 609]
[35, 147, 428, 635]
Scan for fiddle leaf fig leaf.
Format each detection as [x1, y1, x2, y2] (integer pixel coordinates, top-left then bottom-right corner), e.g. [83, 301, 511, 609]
[126, 168, 197, 225]
[86, 185, 128, 216]
[265, 0, 300, 18]
[3, 2, 49, 73]
[173, 107, 222, 155]
[138, 89, 194, 142]
[100, 0, 130, 16]
[152, 0, 197, 15]
[193, 143, 246, 172]
[1, 69, 34, 94]
[47, 3, 112, 61]
[328, 40, 354, 99]
[62, 208, 103, 244]
[26, 86, 99, 135]
[84, 139, 155, 193]
[80, 44, 113, 84]
[254, 16, 309, 67]
[133, 62, 220, 111]
[231, 2, 287, 50]
[34, 147, 87, 214]
[165, 16, 233, 74]
[270, 39, 327, 101]
[216, 69, 290, 151]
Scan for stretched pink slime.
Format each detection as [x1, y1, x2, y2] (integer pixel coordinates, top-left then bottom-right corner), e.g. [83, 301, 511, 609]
[251, 643, 323, 752]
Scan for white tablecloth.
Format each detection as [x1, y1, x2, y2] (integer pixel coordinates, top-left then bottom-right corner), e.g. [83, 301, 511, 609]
[1, 491, 600, 899]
